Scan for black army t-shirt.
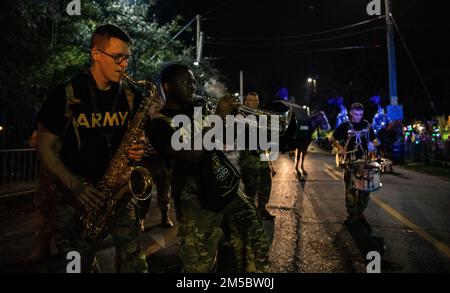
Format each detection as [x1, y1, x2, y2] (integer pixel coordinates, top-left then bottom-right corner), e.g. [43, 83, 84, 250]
[38, 72, 141, 184]
[332, 119, 376, 160]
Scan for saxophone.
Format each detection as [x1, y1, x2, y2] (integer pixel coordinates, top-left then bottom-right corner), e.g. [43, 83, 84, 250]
[80, 74, 157, 241]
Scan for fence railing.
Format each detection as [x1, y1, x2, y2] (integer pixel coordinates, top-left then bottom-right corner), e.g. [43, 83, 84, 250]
[0, 114, 35, 149]
[0, 148, 39, 198]
[391, 140, 450, 166]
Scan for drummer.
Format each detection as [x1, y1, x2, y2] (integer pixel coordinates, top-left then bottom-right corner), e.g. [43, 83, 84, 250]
[329, 102, 379, 226]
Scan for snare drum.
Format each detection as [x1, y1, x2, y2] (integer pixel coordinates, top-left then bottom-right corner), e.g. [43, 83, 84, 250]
[348, 160, 382, 192]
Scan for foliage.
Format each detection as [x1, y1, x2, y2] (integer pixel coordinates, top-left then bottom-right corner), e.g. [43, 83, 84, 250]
[0, 0, 217, 114]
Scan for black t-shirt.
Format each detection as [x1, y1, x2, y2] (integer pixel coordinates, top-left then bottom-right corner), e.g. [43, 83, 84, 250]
[37, 71, 142, 184]
[146, 104, 241, 211]
[332, 120, 376, 159]
[146, 105, 201, 177]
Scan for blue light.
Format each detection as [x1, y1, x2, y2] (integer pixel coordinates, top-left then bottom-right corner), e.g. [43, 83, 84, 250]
[275, 88, 289, 101]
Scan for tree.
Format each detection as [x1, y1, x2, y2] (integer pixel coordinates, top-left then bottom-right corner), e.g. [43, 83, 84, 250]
[0, 0, 218, 114]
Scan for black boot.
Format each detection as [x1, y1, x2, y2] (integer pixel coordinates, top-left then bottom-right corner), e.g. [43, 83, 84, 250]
[259, 208, 275, 221]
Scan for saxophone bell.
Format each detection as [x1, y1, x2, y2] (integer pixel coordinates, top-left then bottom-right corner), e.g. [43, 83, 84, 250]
[128, 166, 153, 201]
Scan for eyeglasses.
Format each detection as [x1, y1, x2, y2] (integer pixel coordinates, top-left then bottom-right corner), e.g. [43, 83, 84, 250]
[96, 48, 132, 64]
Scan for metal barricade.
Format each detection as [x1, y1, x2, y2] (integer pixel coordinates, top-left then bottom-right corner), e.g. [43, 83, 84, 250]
[0, 148, 39, 198]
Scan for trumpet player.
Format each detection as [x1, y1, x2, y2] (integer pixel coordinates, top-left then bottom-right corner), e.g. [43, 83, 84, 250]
[36, 24, 148, 272]
[237, 92, 275, 220]
[145, 64, 269, 272]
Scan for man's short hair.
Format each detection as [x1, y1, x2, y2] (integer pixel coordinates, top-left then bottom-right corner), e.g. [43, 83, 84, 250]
[91, 24, 132, 49]
[351, 102, 364, 111]
[244, 92, 258, 102]
[160, 63, 190, 84]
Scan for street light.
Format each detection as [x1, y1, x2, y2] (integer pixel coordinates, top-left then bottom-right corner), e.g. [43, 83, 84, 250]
[307, 77, 317, 93]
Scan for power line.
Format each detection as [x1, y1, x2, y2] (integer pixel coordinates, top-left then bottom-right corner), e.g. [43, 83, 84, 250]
[206, 16, 385, 41]
[170, 16, 196, 41]
[148, 16, 196, 61]
[204, 44, 382, 59]
[205, 26, 386, 47]
[390, 14, 439, 116]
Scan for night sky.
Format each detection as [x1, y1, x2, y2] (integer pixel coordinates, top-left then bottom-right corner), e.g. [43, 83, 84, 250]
[155, 0, 449, 122]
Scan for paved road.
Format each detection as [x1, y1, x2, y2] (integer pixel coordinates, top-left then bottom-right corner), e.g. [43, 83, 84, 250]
[1, 145, 449, 272]
[268, 145, 450, 273]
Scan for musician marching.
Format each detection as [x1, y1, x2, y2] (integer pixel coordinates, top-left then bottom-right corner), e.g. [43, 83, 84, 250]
[329, 102, 380, 226]
[36, 24, 148, 272]
[237, 92, 275, 220]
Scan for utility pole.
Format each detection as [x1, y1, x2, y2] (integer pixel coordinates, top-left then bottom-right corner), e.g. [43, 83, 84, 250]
[239, 70, 244, 104]
[196, 14, 201, 60]
[196, 32, 204, 65]
[385, 0, 398, 106]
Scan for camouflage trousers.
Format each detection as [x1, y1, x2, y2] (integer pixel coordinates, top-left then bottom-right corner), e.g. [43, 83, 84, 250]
[238, 151, 272, 211]
[54, 193, 148, 273]
[343, 170, 371, 218]
[172, 176, 269, 273]
[138, 154, 171, 219]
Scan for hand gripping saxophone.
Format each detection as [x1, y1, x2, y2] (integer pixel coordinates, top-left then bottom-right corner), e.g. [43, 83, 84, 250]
[80, 74, 157, 241]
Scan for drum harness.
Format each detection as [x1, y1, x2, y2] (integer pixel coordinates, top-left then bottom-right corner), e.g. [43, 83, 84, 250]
[340, 122, 384, 192]
[343, 121, 370, 163]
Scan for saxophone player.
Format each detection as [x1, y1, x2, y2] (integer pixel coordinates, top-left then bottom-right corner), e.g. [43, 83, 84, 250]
[36, 24, 148, 272]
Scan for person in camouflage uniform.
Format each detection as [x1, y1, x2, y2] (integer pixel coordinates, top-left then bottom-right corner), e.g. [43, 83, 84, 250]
[138, 148, 174, 231]
[238, 92, 275, 220]
[146, 64, 269, 272]
[36, 24, 148, 272]
[54, 195, 147, 272]
[138, 101, 174, 231]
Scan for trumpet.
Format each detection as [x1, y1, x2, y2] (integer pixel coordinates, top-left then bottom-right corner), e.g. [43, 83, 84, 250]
[193, 94, 292, 134]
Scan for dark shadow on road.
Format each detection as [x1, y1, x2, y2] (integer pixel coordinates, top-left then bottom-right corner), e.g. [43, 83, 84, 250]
[344, 219, 385, 257]
[295, 171, 307, 189]
[342, 219, 404, 272]
[382, 171, 411, 180]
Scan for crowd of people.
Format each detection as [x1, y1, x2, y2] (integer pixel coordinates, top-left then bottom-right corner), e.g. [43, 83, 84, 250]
[27, 23, 390, 273]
